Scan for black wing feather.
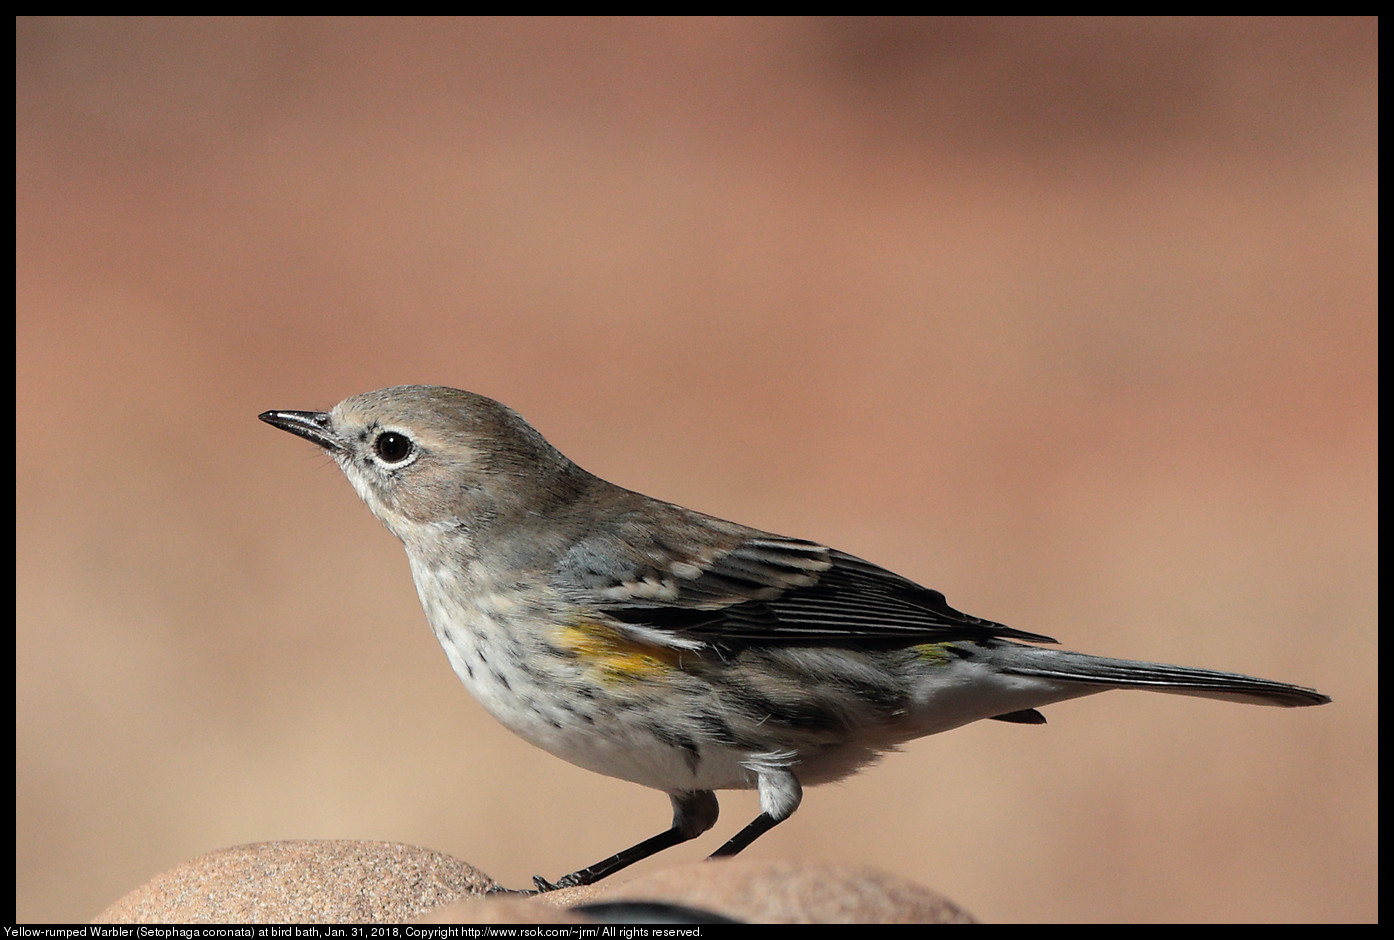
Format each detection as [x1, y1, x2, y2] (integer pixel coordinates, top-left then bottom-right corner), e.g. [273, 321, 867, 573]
[602, 542, 1056, 649]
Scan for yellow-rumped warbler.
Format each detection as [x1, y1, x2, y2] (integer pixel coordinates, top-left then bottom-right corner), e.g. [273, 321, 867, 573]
[261, 385, 1330, 892]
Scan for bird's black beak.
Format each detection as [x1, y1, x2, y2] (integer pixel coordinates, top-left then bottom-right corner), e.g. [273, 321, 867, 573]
[259, 410, 343, 453]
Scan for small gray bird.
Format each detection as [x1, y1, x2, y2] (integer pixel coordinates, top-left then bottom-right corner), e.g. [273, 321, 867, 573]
[260, 385, 1329, 892]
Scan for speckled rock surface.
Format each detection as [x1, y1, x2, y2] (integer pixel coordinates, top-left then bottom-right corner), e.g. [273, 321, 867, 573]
[95, 841, 973, 924]
[596, 857, 976, 923]
[94, 840, 497, 924]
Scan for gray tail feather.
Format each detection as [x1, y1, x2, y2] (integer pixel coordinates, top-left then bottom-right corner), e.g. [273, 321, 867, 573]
[997, 645, 1330, 707]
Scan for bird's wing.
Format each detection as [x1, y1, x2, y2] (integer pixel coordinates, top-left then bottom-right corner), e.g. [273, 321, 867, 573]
[552, 503, 1055, 650]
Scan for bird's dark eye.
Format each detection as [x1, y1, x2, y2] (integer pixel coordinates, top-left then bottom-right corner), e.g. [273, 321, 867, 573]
[373, 431, 414, 464]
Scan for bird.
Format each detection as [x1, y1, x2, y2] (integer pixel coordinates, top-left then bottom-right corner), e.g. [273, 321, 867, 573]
[260, 385, 1330, 892]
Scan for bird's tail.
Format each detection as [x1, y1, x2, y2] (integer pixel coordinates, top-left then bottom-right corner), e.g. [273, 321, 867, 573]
[991, 642, 1330, 707]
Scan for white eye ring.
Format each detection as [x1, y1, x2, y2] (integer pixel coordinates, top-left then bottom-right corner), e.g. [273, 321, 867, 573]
[370, 429, 418, 468]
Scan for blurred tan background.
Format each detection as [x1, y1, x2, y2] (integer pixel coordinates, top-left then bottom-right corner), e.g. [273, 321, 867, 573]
[16, 17, 1374, 923]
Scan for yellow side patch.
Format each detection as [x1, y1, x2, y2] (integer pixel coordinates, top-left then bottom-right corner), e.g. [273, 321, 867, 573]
[913, 642, 956, 665]
[556, 617, 687, 684]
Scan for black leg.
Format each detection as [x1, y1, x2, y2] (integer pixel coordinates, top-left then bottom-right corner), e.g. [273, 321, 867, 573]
[707, 770, 801, 860]
[707, 811, 782, 858]
[530, 825, 691, 892]
[524, 790, 720, 893]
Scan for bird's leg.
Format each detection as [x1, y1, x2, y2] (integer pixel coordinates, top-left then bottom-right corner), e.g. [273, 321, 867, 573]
[708, 767, 802, 859]
[521, 790, 720, 893]
[707, 811, 782, 857]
